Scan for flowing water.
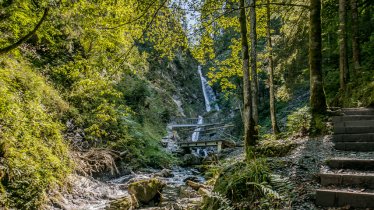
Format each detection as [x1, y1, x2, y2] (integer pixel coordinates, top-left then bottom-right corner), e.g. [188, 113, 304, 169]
[198, 66, 219, 112]
[191, 116, 203, 142]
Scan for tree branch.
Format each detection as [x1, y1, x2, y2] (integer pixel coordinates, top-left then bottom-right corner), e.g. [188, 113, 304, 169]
[0, 8, 49, 55]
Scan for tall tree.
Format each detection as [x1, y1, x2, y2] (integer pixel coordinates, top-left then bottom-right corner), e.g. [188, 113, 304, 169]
[339, 0, 349, 89]
[239, 0, 256, 160]
[350, 0, 360, 74]
[250, 0, 259, 129]
[266, 0, 280, 134]
[309, 0, 327, 115]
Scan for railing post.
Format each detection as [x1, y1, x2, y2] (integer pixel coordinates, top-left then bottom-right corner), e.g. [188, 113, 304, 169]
[217, 141, 222, 153]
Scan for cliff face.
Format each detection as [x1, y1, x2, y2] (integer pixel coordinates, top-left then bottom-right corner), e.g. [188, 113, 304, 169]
[145, 50, 205, 118]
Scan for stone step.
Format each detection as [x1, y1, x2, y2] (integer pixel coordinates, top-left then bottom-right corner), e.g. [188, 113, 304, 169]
[334, 120, 374, 127]
[316, 189, 374, 208]
[333, 115, 374, 122]
[320, 173, 374, 188]
[341, 108, 374, 116]
[334, 142, 374, 151]
[327, 158, 374, 170]
[334, 126, 374, 134]
[333, 133, 374, 142]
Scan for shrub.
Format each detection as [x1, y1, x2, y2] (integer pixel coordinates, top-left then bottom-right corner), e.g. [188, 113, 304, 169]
[286, 106, 311, 136]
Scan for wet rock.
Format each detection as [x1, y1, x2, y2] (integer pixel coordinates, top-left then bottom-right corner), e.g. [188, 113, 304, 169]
[202, 154, 219, 165]
[154, 169, 173, 178]
[186, 180, 206, 191]
[198, 187, 210, 197]
[128, 178, 165, 205]
[106, 195, 136, 210]
[183, 176, 199, 183]
[181, 154, 202, 166]
[178, 185, 199, 198]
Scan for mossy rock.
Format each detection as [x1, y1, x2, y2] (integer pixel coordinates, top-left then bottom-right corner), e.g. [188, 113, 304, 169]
[256, 140, 297, 157]
[107, 196, 136, 210]
[181, 154, 202, 166]
[128, 178, 165, 205]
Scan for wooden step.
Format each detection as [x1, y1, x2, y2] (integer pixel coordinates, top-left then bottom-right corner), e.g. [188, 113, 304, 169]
[333, 133, 374, 142]
[334, 120, 374, 127]
[334, 126, 374, 134]
[316, 189, 374, 208]
[334, 142, 374, 151]
[320, 173, 374, 188]
[327, 159, 374, 170]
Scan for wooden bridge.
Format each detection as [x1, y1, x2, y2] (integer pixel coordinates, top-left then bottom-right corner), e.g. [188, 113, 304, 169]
[178, 139, 235, 152]
[167, 117, 238, 152]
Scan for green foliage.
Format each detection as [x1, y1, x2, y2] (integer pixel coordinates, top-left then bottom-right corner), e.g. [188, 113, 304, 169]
[201, 192, 235, 210]
[208, 158, 289, 209]
[213, 160, 269, 202]
[0, 1, 197, 208]
[286, 106, 311, 136]
[0, 58, 71, 208]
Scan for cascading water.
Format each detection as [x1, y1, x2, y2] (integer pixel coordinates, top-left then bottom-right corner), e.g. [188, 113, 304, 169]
[191, 66, 220, 157]
[198, 66, 220, 112]
[191, 116, 203, 142]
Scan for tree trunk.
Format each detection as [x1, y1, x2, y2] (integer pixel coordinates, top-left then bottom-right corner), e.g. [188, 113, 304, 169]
[239, 0, 256, 160]
[339, 0, 349, 89]
[266, 0, 280, 134]
[350, 0, 360, 75]
[249, 0, 259, 138]
[309, 0, 327, 114]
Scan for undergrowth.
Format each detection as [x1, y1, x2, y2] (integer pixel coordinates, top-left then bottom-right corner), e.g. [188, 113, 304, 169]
[0, 58, 72, 208]
[203, 158, 292, 209]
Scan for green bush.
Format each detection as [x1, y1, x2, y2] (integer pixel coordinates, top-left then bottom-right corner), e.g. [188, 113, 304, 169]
[207, 159, 288, 209]
[286, 106, 311, 136]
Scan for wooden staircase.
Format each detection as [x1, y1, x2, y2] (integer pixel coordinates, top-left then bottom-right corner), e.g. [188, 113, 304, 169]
[316, 108, 374, 209]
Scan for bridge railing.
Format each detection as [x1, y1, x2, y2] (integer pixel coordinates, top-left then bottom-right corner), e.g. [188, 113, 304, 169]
[169, 117, 221, 125]
[178, 124, 237, 143]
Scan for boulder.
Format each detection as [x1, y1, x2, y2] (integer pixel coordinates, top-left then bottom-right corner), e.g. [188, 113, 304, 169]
[181, 154, 202, 166]
[128, 178, 165, 205]
[106, 195, 136, 210]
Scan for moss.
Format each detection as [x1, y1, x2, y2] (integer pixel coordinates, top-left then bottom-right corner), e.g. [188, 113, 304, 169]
[256, 137, 297, 157]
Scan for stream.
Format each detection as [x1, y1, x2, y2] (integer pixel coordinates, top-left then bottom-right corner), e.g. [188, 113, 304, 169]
[53, 167, 205, 210]
[52, 65, 218, 209]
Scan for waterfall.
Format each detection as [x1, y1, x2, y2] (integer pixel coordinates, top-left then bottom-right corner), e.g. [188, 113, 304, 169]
[191, 116, 203, 142]
[198, 66, 220, 112]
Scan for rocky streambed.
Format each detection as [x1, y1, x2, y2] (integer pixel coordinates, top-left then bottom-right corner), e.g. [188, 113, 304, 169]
[49, 166, 208, 210]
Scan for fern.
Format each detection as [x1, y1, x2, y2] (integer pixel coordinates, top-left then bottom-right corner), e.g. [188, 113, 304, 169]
[247, 181, 282, 200]
[201, 192, 235, 210]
